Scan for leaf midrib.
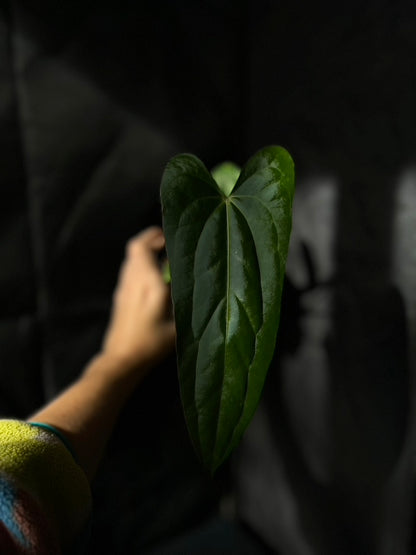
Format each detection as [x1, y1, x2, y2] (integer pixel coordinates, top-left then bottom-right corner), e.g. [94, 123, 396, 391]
[211, 199, 232, 464]
[210, 195, 270, 467]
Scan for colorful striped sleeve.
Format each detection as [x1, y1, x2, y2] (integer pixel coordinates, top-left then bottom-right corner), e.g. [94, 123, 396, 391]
[0, 419, 92, 554]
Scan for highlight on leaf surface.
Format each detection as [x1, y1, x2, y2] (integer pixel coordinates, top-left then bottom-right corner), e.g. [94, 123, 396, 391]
[160, 146, 295, 472]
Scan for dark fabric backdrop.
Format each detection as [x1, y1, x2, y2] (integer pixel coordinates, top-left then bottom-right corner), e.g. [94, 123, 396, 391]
[1, 1, 416, 553]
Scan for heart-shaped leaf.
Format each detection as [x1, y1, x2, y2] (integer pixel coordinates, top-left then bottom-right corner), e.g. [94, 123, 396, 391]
[161, 146, 295, 472]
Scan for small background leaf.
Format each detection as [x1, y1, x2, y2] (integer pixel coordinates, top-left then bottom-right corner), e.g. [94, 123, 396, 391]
[211, 161, 241, 196]
[161, 146, 295, 472]
[161, 260, 171, 284]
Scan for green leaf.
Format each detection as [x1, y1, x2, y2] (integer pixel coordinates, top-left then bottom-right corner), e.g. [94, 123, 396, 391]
[161, 260, 171, 284]
[160, 146, 295, 472]
[211, 161, 241, 196]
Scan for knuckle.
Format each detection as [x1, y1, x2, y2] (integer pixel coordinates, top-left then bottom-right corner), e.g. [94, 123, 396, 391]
[126, 237, 143, 257]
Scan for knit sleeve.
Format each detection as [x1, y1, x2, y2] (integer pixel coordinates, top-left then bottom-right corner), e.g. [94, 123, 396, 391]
[0, 419, 92, 554]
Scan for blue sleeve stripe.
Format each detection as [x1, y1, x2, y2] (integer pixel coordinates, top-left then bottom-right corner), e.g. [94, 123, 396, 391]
[28, 422, 79, 463]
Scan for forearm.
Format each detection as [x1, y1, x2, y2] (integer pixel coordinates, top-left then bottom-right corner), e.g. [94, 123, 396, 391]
[29, 353, 147, 481]
[29, 228, 175, 482]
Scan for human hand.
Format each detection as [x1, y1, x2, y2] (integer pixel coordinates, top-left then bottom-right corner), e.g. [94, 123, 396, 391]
[101, 226, 176, 379]
[29, 228, 175, 481]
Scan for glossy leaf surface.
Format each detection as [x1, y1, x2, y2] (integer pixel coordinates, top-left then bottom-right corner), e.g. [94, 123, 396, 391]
[161, 146, 295, 472]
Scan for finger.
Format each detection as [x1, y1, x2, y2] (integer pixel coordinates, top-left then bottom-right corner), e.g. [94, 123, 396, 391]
[127, 227, 165, 257]
[147, 231, 166, 253]
[138, 226, 164, 247]
[161, 320, 177, 351]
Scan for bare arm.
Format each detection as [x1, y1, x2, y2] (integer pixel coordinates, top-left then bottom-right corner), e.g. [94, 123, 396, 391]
[29, 227, 176, 481]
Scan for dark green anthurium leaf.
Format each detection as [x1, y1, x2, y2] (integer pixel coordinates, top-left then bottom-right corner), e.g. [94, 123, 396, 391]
[160, 146, 295, 472]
